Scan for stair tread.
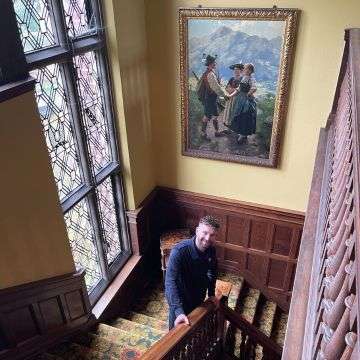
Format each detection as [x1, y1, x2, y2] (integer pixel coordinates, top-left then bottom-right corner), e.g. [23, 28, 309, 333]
[74, 331, 143, 359]
[124, 311, 168, 332]
[271, 311, 288, 347]
[240, 286, 261, 323]
[110, 317, 166, 338]
[50, 342, 119, 360]
[95, 323, 160, 350]
[256, 300, 277, 337]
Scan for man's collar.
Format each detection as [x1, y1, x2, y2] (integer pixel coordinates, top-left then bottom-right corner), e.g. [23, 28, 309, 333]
[190, 236, 200, 259]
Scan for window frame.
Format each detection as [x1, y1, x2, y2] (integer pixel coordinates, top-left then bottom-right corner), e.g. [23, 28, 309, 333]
[3, 0, 131, 305]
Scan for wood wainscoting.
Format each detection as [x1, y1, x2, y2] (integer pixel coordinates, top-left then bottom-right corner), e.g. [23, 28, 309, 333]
[155, 187, 304, 310]
[0, 270, 92, 360]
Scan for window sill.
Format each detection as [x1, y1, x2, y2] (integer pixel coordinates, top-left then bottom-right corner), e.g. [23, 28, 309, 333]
[0, 77, 35, 103]
[92, 254, 142, 320]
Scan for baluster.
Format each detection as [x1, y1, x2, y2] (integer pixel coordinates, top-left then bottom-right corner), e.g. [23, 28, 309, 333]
[323, 262, 352, 328]
[320, 294, 355, 360]
[339, 332, 357, 360]
[323, 253, 351, 301]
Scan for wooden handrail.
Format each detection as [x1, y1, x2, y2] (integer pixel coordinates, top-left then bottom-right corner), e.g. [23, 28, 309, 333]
[140, 298, 219, 359]
[219, 302, 282, 357]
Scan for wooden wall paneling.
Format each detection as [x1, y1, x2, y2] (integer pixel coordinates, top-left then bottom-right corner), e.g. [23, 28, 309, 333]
[155, 187, 304, 309]
[0, 270, 92, 360]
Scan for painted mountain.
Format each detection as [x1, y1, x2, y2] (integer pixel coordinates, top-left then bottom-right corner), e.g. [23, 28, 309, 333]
[188, 26, 283, 93]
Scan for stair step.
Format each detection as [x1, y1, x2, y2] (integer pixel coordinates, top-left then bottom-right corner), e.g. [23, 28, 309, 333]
[74, 331, 143, 359]
[50, 342, 118, 360]
[95, 323, 158, 351]
[125, 311, 168, 332]
[255, 299, 277, 337]
[218, 271, 244, 288]
[271, 309, 288, 347]
[230, 285, 261, 358]
[240, 286, 261, 323]
[132, 299, 169, 323]
[253, 299, 278, 359]
[110, 317, 166, 339]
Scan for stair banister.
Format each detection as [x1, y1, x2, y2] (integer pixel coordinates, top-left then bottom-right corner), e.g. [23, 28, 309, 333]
[140, 298, 222, 360]
[219, 302, 282, 358]
[283, 28, 360, 360]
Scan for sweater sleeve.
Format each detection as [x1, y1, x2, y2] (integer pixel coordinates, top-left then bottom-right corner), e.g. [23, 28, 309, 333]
[165, 248, 185, 317]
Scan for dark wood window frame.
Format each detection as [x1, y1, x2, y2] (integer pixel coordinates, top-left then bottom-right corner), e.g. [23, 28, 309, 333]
[1, 0, 131, 305]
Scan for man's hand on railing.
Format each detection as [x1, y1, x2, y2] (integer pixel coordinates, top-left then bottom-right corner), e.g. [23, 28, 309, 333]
[174, 314, 190, 326]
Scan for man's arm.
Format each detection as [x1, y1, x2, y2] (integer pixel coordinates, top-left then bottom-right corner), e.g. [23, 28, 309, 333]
[207, 248, 218, 297]
[165, 248, 185, 318]
[207, 71, 225, 97]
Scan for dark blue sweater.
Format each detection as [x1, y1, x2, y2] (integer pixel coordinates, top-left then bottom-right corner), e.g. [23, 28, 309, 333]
[165, 237, 217, 318]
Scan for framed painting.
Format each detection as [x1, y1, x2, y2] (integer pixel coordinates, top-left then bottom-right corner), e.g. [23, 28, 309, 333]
[179, 8, 300, 167]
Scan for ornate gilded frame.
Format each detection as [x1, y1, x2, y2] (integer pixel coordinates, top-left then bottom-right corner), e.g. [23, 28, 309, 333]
[179, 8, 300, 167]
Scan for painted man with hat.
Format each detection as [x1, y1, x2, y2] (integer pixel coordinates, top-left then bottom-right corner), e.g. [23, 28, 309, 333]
[197, 54, 237, 140]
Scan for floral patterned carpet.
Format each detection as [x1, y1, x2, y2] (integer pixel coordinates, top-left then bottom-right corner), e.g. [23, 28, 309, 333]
[41, 272, 287, 359]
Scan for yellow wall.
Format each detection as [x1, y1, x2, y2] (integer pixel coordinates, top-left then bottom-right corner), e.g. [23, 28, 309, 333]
[145, 0, 360, 212]
[104, 0, 155, 209]
[0, 92, 75, 289]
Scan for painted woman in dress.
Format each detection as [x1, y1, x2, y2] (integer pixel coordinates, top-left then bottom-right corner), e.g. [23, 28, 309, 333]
[229, 63, 257, 144]
[222, 63, 244, 128]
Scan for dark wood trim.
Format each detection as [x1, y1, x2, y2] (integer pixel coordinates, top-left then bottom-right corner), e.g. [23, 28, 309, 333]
[0, 77, 35, 104]
[157, 187, 304, 224]
[0, 0, 28, 86]
[126, 188, 159, 256]
[282, 128, 327, 360]
[0, 270, 92, 360]
[92, 254, 142, 320]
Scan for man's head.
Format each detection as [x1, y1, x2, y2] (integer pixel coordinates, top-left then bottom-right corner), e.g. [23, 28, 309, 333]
[195, 215, 220, 252]
[205, 54, 217, 70]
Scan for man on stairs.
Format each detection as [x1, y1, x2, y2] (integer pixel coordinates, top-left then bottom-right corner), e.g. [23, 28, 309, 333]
[165, 215, 219, 329]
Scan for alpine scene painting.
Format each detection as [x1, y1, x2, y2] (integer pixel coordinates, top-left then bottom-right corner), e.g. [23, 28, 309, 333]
[180, 8, 299, 167]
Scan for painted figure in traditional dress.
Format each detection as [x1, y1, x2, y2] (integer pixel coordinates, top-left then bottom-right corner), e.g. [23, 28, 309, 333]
[197, 54, 237, 140]
[229, 63, 257, 144]
[222, 63, 244, 128]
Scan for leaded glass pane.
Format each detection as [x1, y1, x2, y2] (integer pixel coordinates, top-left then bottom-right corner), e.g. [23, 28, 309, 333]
[96, 178, 122, 265]
[74, 51, 112, 173]
[13, 0, 56, 53]
[31, 64, 83, 201]
[64, 198, 102, 291]
[62, 0, 96, 38]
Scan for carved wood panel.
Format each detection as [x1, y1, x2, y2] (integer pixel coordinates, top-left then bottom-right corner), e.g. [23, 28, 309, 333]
[0, 271, 92, 360]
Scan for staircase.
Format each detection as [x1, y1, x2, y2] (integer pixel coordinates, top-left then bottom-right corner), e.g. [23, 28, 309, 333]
[36, 272, 287, 359]
[220, 272, 287, 359]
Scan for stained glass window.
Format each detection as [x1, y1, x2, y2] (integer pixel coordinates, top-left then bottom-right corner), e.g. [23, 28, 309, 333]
[96, 178, 122, 265]
[62, 0, 96, 38]
[13, 0, 56, 53]
[31, 64, 83, 200]
[74, 51, 112, 173]
[10, 0, 130, 300]
[64, 199, 102, 291]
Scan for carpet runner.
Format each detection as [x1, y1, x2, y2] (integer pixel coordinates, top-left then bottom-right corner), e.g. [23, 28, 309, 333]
[38, 272, 288, 359]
